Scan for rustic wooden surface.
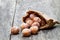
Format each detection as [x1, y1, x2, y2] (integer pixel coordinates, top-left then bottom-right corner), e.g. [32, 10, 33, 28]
[0, 0, 60, 40]
[0, 0, 16, 40]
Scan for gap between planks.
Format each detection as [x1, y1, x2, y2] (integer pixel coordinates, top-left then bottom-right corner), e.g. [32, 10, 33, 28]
[9, 0, 17, 40]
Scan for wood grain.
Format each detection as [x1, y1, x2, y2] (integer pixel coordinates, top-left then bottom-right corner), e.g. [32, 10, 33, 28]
[0, 0, 16, 40]
[11, 0, 60, 40]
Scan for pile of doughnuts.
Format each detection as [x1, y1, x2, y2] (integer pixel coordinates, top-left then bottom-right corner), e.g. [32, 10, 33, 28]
[11, 10, 60, 37]
[21, 11, 47, 37]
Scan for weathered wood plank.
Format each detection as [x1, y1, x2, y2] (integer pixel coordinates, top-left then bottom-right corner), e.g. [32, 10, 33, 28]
[11, 0, 60, 40]
[0, 0, 16, 40]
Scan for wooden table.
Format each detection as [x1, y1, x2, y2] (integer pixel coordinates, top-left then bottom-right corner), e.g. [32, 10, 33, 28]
[0, 0, 60, 40]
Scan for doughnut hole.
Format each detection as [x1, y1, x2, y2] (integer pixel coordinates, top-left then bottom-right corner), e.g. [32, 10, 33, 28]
[32, 22, 40, 27]
[26, 20, 33, 26]
[30, 14, 36, 19]
[30, 26, 38, 34]
[21, 23, 30, 30]
[22, 28, 31, 37]
[11, 27, 19, 35]
[33, 17, 41, 23]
